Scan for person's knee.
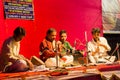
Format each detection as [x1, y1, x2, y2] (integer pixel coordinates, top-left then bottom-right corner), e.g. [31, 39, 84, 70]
[18, 63, 29, 71]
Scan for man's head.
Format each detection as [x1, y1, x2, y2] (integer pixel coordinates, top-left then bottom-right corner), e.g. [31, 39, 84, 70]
[13, 27, 26, 42]
[91, 28, 100, 41]
[59, 30, 67, 43]
[46, 28, 57, 42]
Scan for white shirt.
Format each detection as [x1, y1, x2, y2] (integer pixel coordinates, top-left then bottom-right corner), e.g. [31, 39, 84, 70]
[88, 37, 111, 56]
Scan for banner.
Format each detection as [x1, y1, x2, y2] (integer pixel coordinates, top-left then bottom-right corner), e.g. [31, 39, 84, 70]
[102, 0, 120, 33]
[4, 0, 34, 20]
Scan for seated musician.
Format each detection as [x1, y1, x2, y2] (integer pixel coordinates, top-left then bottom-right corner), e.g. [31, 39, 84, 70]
[57, 30, 74, 66]
[0, 27, 34, 73]
[39, 28, 62, 67]
[87, 28, 116, 64]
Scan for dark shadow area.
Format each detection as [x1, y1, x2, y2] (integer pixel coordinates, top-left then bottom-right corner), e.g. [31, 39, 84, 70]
[104, 34, 120, 60]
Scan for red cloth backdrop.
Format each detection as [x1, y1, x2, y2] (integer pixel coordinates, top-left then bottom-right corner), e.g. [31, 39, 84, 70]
[0, 0, 102, 58]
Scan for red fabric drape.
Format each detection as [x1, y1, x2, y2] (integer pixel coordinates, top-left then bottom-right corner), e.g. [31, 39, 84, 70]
[0, 0, 102, 58]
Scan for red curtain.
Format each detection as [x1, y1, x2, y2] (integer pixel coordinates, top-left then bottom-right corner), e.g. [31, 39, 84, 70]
[0, 0, 102, 58]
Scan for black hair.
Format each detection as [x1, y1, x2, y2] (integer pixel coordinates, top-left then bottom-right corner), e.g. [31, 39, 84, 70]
[46, 28, 56, 35]
[59, 30, 67, 36]
[14, 26, 26, 36]
[91, 28, 100, 34]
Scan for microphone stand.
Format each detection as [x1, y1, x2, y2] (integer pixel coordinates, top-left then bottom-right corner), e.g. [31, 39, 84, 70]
[55, 50, 59, 69]
[84, 42, 89, 67]
[85, 31, 89, 66]
[52, 40, 59, 69]
[55, 43, 59, 69]
[116, 43, 120, 61]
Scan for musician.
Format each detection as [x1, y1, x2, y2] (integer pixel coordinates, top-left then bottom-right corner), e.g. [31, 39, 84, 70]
[40, 28, 63, 67]
[40, 28, 57, 61]
[0, 27, 34, 72]
[57, 30, 74, 65]
[88, 28, 116, 63]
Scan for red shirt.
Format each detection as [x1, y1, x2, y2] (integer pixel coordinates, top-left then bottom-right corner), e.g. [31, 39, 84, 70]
[40, 38, 56, 62]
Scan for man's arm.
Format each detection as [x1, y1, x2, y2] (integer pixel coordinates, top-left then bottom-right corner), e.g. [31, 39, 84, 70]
[40, 40, 56, 59]
[98, 37, 111, 51]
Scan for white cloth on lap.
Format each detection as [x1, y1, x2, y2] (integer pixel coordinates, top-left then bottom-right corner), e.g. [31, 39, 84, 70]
[45, 57, 63, 67]
[62, 55, 74, 65]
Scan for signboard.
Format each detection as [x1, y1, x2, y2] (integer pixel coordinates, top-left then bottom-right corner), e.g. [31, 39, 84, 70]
[102, 0, 120, 34]
[4, 0, 34, 20]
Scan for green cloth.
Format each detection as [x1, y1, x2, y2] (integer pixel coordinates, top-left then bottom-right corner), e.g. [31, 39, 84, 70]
[61, 41, 73, 54]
